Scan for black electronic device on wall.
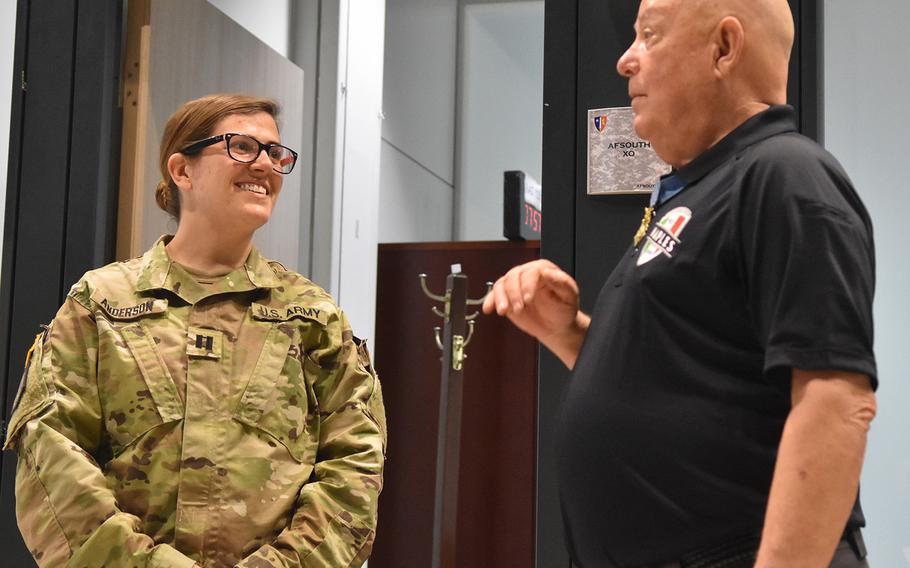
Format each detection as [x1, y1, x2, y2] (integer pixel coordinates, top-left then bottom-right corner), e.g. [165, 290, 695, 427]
[503, 170, 542, 241]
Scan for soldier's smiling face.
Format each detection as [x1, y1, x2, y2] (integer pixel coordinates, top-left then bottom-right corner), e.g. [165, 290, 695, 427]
[181, 111, 284, 233]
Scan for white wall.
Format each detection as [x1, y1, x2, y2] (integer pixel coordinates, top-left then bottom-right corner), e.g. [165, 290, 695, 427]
[0, 0, 17, 262]
[212, 0, 385, 341]
[330, 0, 386, 341]
[457, 1, 543, 241]
[824, 2, 910, 565]
[207, 0, 290, 56]
[289, 0, 319, 280]
[379, 0, 456, 243]
[380, 0, 544, 244]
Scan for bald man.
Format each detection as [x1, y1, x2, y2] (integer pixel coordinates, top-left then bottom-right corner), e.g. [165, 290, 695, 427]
[483, 1, 876, 566]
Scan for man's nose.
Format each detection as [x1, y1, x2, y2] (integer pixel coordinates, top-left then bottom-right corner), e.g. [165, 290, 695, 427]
[616, 45, 638, 77]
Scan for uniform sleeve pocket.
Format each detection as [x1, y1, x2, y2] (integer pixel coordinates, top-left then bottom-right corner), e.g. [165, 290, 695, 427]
[302, 511, 373, 567]
[234, 324, 318, 463]
[14, 445, 72, 565]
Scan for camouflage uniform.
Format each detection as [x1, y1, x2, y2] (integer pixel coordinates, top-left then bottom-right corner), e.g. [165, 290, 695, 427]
[3, 236, 387, 568]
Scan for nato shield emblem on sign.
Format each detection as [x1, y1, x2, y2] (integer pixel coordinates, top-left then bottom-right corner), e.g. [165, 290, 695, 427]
[587, 107, 671, 195]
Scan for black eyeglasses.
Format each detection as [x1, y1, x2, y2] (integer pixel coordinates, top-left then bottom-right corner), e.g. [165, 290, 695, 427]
[180, 132, 298, 174]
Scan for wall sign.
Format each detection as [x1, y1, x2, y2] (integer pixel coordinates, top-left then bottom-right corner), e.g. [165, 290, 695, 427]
[586, 106, 670, 195]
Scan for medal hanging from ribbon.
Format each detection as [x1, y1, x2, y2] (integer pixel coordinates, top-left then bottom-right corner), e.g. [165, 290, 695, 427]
[633, 206, 654, 247]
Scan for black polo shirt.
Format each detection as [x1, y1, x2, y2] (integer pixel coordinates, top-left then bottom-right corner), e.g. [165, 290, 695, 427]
[556, 106, 876, 567]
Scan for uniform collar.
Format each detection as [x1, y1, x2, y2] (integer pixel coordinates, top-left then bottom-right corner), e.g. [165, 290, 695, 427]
[137, 235, 281, 304]
[673, 105, 798, 187]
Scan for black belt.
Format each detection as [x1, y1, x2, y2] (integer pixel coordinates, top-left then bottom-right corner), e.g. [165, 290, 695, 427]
[645, 528, 866, 568]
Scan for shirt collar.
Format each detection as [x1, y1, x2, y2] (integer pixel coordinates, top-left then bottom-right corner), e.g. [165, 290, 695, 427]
[673, 104, 798, 187]
[650, 173, 688, 208]
[137, 235, 281, 303]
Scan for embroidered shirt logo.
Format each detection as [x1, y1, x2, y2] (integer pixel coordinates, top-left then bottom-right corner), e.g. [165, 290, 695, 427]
[637, 206, 693, 266]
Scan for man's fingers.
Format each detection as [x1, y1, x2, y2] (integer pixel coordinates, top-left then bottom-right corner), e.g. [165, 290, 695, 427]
[490, 279, 511, 315]
[512, 261, 560, 310]
[483, 260, 569, 316]
[502, 266, 527, 312]
[540, 267, 580, 306]
[519, 265, 543, 305]
[486, 266, 522, 316]
[482, 286, 497, 314]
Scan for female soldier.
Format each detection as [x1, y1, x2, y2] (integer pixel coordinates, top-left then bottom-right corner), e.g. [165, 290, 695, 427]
[3, 94, 387, 567]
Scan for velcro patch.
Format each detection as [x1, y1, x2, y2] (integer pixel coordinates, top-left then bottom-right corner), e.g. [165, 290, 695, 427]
[187, 327, 222, 359]
[251, 302, 327, 326]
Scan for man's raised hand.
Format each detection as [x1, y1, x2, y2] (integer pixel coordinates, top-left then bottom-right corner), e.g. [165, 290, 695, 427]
[482, 259, 590, 369]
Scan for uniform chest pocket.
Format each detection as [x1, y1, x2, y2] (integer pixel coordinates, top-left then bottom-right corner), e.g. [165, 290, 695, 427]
[96, 298, 183, 455]
[234, 322, 319, 463]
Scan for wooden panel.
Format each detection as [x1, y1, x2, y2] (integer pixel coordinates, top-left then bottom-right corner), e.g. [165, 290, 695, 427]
[116, 0, 150, 262]
[371, 241, 539, 568]
[117, 0, 305, 268]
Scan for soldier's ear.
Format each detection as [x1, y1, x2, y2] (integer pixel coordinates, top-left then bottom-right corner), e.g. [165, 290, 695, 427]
[167, 152, 193, 193]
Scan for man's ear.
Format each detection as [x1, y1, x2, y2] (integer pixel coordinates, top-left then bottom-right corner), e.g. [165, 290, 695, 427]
[713, 16, 745, 77]
[167, 152, 193, 192]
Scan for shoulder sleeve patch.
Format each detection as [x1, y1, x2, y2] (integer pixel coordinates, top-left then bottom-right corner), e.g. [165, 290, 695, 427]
[3, 327, 54, 450]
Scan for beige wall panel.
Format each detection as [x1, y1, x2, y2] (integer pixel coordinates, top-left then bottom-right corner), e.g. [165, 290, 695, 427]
[125, 0, 304, 268]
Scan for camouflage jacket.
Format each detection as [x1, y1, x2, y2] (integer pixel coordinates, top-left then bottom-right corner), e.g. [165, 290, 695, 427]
[3, 237, 387, 568]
